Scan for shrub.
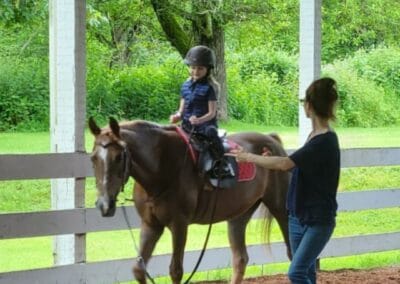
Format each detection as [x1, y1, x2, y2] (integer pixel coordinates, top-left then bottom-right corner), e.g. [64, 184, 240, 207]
[227, 49, 298, 126]
[351, 46, 400, 97]
[107, 59, 186, 121]
[0, 57, 49, 131]
[324, 61, 399, 127]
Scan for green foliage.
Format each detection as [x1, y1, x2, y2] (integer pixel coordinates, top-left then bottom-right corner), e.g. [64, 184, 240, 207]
[1, 1, 400, 129]
[87, 54, 186, 121]
[227, 49, 298, 126]
[324, 47, 400, 127]
[322, 1, 400, 62]
[224, 0, 299, 53]
[0, 0, 47, 27]
[0, 57, 49, 131]
[351, 47, 400, 97]
[87, 0, 159, 66]
[110, 63, 184, 120]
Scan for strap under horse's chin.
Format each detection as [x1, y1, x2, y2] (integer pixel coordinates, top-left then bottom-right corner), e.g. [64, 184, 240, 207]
[120, 147, 131, 192]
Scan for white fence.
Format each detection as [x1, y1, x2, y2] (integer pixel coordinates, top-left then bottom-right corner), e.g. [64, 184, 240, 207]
[1, 148, 400, 283]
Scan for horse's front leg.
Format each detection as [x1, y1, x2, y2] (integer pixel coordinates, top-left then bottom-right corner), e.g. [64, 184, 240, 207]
[169, 221, 189, 284]
[133, 221, 164, 284]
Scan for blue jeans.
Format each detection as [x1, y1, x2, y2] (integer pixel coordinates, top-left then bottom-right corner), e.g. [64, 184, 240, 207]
[288, 215, 335, 284]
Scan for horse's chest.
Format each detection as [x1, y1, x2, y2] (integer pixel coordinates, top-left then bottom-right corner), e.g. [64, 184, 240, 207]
[138, 199, 175, 225]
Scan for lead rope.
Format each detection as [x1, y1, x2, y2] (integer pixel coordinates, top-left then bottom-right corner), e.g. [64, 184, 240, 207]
[121, 205, 156, 284]
[120, 146, 156, 284]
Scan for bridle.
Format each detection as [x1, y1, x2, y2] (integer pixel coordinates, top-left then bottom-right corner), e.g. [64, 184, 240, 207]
[95, 140, 131, 194]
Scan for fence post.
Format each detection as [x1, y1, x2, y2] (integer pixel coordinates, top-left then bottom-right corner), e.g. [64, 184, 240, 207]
[299, 0, 321, 145]
[49, 0, 86, 265]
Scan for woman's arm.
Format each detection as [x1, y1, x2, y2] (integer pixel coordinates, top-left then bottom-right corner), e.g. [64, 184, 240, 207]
[227, 150, 295, 171]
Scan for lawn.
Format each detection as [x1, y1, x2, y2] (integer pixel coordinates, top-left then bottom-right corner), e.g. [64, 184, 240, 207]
[0, 122, 399, 282]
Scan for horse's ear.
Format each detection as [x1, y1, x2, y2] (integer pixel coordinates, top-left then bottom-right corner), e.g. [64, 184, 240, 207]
[88, 117, 101, 136]
[109, 117, 120, 138]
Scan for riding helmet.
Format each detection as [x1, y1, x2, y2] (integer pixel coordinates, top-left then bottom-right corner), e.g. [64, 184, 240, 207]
[184, 45, 216, 68]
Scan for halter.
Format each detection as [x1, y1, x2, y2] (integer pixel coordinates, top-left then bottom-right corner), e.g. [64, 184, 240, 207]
[96, 141, 131, 193]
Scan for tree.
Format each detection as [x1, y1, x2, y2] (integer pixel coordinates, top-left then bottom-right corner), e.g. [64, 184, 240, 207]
[151, 0, 229, 120]
[87, 0, 158, 66]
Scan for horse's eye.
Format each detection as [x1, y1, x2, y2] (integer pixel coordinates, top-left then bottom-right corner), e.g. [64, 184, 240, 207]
[91, 155, 98, 163]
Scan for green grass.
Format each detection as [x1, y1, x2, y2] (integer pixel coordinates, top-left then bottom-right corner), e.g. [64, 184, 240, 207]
[0, 123, 399, 281]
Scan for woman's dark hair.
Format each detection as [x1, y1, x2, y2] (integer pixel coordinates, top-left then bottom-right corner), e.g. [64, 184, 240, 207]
[305, 77, 338, 120]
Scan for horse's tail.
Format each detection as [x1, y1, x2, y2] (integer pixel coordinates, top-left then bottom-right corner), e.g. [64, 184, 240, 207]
[259, 204, 274, 245]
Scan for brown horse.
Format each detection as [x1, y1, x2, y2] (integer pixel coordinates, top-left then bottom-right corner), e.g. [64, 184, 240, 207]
[88, 117, 290, 284]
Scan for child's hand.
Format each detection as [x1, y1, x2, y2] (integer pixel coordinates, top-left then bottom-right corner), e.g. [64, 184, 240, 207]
[189, 115, 200, 125]
[169, 113, 181, 124]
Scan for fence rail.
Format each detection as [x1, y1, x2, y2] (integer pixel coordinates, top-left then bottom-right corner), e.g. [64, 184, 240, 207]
[0, 147, 399, 283]
[1, 189, 399, 240]
[1, 148, 400, 181]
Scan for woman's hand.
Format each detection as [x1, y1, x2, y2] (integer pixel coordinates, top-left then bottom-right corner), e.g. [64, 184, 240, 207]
[261, 147, 272, 156]
[227, 146, 272, 163]
[226, 146, 250, 162]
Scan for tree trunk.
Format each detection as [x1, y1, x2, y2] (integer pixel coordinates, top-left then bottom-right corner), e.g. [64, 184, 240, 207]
[192, 1, 228, 120]
[210, 21, 228, 121]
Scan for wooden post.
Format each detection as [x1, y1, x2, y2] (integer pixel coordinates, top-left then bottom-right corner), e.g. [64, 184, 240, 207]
[299, 0, 321, 145]
[299, 0, 322, 270]
[49, 0, 86, 265]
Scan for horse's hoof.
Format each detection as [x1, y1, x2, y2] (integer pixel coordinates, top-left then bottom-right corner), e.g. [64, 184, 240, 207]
[132, 265, 146, 284]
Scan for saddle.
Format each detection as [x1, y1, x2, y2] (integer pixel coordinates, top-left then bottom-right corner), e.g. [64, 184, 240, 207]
[191, 131, 238, 188]
[175, 127, 256, 189]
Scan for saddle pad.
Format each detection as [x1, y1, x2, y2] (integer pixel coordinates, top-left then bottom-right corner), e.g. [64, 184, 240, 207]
[225, 140, 257, 182]
[237, 162, 256, 182]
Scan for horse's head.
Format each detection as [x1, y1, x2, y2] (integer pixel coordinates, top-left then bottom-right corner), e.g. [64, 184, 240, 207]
[89, 117, 129, 217]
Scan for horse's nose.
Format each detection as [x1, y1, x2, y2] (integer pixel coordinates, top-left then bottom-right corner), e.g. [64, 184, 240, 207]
[96, 196, 109, 216]
[96, 197, 116, 217]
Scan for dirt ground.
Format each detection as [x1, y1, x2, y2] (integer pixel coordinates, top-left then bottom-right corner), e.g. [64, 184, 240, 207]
[198, 266, 400, 283]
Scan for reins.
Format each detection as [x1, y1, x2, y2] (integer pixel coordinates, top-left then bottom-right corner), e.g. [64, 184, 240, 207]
[183, 177, 219, 284]
[182, 125, 220, 284]
[119, 145, 157, 284]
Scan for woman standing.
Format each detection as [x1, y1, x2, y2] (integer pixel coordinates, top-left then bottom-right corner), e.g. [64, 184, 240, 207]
[228, 77, 340, 284]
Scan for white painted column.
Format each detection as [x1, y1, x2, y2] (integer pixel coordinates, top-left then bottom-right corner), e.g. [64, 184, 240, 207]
[299, 0, 321, 145]
[49, 0, 86, 265]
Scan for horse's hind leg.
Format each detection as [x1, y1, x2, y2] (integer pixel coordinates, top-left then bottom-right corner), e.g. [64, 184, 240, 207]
[133, 222, 164, 284]
[227, 205, 258, 284]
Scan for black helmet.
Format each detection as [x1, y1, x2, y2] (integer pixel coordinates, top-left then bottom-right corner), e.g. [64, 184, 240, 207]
[184, 45, 216, 68]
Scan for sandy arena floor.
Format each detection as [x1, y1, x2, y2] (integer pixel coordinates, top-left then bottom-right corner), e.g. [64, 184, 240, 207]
[198, 266, 400, 283]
